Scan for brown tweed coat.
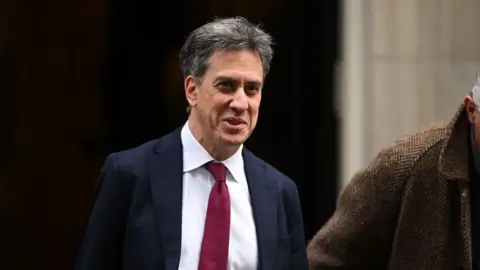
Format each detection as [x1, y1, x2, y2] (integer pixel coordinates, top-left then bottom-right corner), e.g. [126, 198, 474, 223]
[307, 104, 473, 270]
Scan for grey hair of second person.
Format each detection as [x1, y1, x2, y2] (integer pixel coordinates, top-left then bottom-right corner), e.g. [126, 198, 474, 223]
[472, 73, 480, 107]
[179, 16, 274, 82]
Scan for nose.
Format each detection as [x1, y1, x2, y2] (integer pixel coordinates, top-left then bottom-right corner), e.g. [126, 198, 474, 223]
[229, 90, 249, 111]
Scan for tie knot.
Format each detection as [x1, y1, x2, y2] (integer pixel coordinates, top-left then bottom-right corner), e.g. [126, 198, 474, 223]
[206, 162, 227, 182]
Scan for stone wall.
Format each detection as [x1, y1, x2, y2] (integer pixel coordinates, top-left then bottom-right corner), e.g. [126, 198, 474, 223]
[340, 0, 480, 188]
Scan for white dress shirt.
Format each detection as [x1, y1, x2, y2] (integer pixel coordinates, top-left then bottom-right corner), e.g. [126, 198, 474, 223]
[178, 122, 258, 270]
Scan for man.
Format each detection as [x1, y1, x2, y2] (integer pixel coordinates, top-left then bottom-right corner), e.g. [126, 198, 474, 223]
[75, 17, 308, 270]
[307, 74, 480, 269]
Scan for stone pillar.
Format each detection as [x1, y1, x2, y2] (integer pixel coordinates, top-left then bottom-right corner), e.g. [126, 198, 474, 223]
[340, 0, 480, 189]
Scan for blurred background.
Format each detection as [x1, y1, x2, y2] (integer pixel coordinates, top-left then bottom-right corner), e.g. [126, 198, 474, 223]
[1, 0, 480, 269]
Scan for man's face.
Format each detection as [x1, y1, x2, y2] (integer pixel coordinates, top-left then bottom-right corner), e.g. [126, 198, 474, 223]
[186, 49, 263, 147]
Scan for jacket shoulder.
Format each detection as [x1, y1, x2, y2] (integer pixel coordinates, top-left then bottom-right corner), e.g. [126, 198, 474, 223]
[110, 128, 181, 176]
[245, 150, 297, 192]
[113, 138, 159, 169]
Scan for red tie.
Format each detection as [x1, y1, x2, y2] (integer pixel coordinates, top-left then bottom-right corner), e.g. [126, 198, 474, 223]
[198, 162, 230, 270]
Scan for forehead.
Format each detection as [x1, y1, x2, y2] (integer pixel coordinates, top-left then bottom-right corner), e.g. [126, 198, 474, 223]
[205, 49, 264, 82]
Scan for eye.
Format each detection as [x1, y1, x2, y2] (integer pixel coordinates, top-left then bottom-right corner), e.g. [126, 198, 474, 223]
[220, 81, 233, 87]
[217, 81, 235, 91]
[245, 84, 260, 93]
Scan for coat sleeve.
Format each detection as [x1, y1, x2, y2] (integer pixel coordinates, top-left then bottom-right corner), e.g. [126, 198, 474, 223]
[74, 153, 132, 270]
[307, 148, 407, 269]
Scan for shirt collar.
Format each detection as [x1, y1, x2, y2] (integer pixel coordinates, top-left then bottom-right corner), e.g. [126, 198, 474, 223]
[180, 121, 244, 182]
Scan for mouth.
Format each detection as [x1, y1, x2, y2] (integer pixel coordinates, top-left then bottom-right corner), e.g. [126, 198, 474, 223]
[222, 117, 247, 127]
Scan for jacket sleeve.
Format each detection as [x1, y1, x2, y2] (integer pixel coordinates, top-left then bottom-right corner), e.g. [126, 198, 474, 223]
[307, 148, 406, 269]
[75, 153, 131, 270]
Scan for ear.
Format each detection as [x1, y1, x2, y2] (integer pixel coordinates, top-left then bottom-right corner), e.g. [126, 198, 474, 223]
[185, 75, 198, 108]
[465, 95, 476, 124]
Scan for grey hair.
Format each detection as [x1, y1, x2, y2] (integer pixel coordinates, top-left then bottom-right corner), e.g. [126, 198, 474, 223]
[472, 73, 480, 107]
[179, 16, 274, 81]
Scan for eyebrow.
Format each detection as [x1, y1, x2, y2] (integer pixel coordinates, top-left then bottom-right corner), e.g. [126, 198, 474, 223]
[214, 76, 262, 86]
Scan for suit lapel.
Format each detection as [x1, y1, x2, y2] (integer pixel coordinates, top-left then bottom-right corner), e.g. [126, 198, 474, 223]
[147, 135, 278, 270]
[148, 129, 183, 270]
[243, 149, 278, 270]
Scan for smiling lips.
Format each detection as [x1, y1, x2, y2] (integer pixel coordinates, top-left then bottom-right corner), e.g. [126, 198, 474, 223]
[223, 117, 247, 126]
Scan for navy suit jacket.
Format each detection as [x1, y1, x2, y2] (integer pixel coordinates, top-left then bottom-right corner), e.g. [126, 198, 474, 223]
[75, 128, 308, 270]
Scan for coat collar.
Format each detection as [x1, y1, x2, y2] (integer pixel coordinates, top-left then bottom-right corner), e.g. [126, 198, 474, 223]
[439, 103, 469, 181]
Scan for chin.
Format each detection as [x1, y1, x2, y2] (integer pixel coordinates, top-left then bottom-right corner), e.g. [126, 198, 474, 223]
[219, 133, 248, 146]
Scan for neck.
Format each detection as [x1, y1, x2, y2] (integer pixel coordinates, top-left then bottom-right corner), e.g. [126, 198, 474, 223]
[188, 115, 239, 161]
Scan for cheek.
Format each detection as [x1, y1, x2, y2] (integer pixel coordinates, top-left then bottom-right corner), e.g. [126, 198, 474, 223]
[475, 121, 480, 136]
[475, 116, 480, 128]
[474, 120, 480, 142]
[210, 101, 227, 122]
[249, 103, 260, 123]
[249, 98, 261, 114]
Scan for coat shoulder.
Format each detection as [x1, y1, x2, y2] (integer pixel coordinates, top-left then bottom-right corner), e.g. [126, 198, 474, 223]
[372, 120, 450, 176]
